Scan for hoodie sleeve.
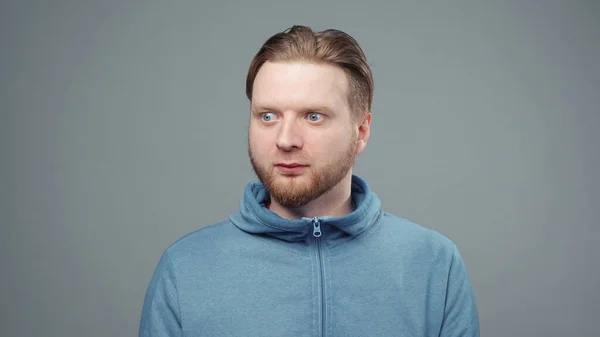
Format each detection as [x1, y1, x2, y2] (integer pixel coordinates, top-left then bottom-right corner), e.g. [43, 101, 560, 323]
[438, 244, 480, 337]
[139, 251, 182, 337]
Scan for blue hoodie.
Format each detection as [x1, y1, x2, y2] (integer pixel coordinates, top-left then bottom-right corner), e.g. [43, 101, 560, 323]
[139, 175, 480, 336]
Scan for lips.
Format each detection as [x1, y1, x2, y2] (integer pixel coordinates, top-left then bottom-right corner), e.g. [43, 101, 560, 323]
[275, 163, 308, 173]
[276, 163, 306, 168]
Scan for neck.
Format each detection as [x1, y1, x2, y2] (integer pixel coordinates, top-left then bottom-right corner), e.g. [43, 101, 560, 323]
[269, 173, 354, 220]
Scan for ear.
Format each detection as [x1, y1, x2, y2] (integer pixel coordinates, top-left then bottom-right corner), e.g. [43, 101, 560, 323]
[356, 112, 372, 155]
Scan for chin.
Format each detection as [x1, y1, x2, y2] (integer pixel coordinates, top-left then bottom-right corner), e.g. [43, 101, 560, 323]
[273, 174, 308, 185]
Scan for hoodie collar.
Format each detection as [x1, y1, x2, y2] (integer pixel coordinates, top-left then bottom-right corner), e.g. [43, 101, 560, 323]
[229, 175, 382, 244]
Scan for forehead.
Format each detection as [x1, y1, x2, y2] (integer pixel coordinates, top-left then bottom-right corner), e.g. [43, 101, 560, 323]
[251, 61, 350, 112]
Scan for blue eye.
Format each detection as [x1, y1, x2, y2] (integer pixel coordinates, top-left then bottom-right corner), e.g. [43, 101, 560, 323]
[261, 112, 276, 122]
[308, 112, 323, 122]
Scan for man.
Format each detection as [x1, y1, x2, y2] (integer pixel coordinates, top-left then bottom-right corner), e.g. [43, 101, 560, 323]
[139, 25, 480, 337]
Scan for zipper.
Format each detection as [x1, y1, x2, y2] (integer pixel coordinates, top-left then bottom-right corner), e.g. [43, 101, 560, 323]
[313, 218, 326, 337]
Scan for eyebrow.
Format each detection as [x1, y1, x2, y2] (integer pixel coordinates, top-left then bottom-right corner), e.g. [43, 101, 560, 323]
[251, 105, 334, 114]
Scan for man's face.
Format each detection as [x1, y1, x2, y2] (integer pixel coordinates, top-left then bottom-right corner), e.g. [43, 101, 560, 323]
[248, 61, 362, 209]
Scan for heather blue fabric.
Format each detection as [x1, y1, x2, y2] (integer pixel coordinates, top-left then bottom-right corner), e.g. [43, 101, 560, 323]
[139, 175, 480, 336]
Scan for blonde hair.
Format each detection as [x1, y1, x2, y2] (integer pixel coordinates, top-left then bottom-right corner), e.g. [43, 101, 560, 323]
[246, 25, 373, 120]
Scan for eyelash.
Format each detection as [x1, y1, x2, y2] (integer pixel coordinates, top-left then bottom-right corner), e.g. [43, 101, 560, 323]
[307, 112, 324, 121]
[259, 112, 325, 122]
[260, 112, 276, 122]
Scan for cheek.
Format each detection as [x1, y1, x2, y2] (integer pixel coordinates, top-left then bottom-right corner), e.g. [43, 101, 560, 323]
[249, 129, 274, 155]
[309, 131, 353, 157]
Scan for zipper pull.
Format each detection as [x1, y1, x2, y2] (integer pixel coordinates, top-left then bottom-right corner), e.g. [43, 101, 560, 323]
[313, 218, 322, 238]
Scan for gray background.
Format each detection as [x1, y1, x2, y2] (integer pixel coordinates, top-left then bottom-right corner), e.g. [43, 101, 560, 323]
[1, 0, 598, 336]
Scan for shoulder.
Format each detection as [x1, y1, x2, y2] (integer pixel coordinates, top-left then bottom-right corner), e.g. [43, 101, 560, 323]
[375, 211, 459, 257]
[161, 220, 240, 261]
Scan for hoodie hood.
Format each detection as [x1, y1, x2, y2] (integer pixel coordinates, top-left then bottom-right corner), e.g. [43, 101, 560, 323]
[229, 175, 382, 244]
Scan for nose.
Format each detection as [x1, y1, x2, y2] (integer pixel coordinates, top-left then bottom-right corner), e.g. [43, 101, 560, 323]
[276, 117, 303, 151]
